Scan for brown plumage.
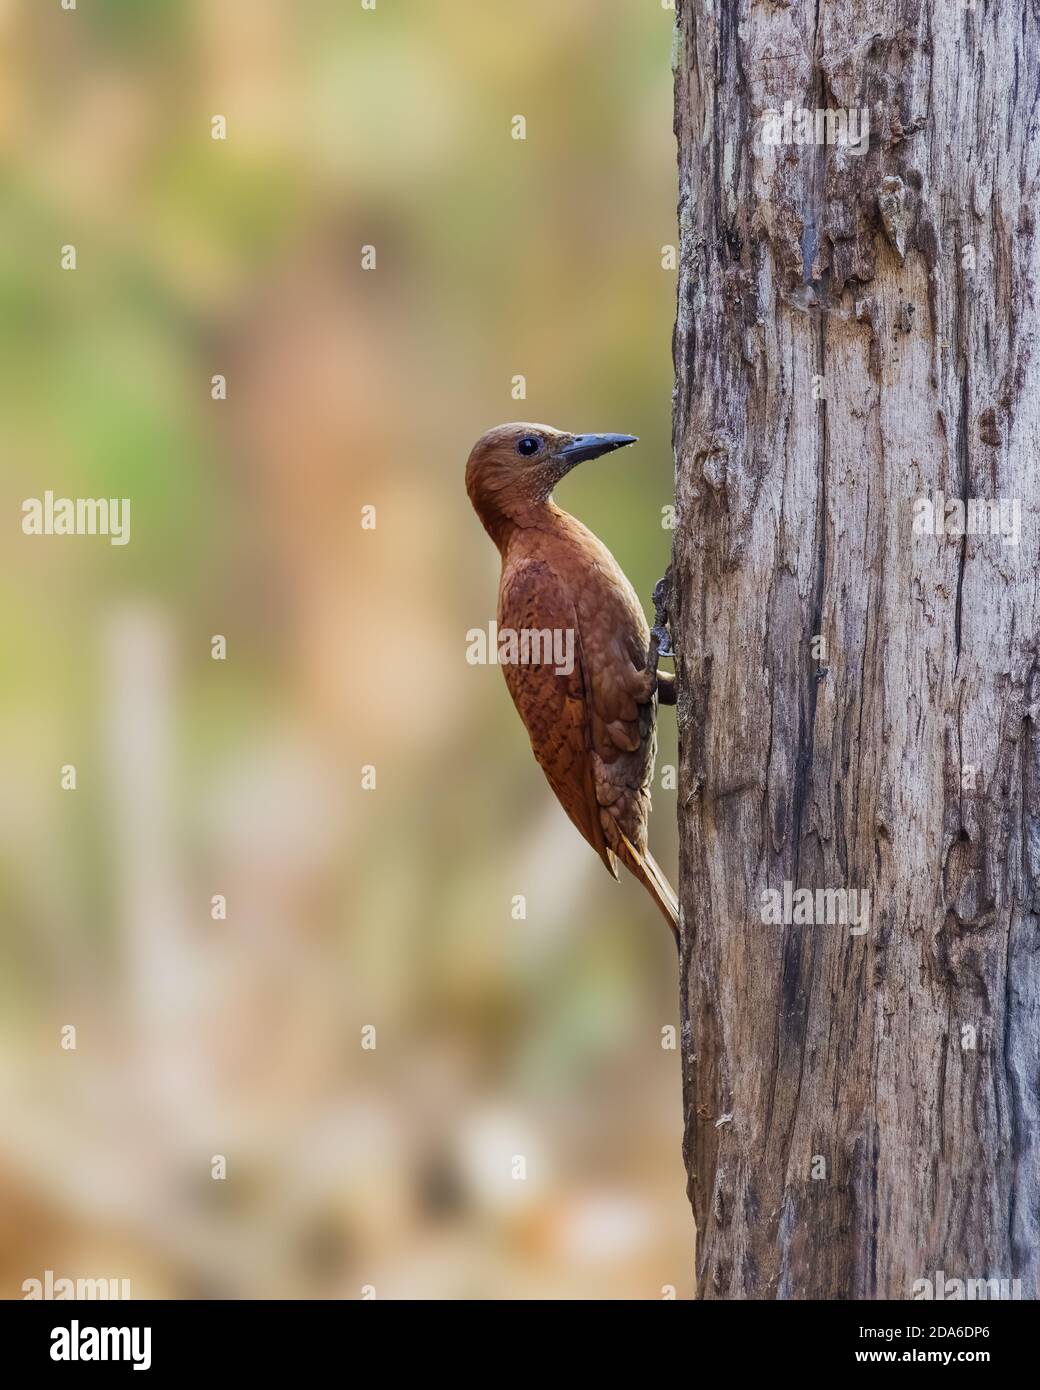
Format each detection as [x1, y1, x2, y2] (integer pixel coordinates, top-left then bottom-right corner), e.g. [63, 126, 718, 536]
[466, 422, 678, 943]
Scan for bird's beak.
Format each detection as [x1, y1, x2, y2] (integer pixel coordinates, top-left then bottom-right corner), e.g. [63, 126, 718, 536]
[557, 433, 638, 467]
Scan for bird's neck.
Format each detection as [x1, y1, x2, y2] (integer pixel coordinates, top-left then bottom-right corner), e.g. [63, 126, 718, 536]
[475, 494, 566, 553]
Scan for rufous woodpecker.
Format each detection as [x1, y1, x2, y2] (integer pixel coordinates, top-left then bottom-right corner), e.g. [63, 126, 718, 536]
[466, 422, 679, 943]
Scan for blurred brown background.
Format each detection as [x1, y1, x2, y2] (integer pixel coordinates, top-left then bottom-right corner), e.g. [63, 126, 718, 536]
[0, 0, 685, 1298]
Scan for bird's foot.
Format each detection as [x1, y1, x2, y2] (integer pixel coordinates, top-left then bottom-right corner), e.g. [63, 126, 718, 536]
[651, 625, 674, 659]
[647, 567, 676, 704]
[649, 568, 675, 661]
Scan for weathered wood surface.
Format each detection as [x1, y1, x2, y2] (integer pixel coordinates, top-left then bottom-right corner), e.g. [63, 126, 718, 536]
[672, 0, 1040, 1298]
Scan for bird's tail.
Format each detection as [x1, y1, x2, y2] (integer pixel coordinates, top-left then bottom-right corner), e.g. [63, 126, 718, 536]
[620, 834, 680, 948]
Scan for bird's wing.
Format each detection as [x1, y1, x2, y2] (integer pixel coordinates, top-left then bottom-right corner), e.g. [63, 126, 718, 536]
[573, 558, 657, 860]
[498, 556, 618, 877]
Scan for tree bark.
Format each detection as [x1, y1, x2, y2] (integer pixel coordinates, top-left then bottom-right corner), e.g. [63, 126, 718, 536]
[672, 0, 1040, 1299]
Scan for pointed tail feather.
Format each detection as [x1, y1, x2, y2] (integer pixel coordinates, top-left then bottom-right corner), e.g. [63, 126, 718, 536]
[620, 835, 680, 947]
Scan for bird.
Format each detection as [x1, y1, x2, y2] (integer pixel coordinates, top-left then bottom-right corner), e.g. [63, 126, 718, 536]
[466, 422, 679, 944]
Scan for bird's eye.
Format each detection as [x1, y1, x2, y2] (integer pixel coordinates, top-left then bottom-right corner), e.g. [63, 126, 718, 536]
[516, 435, 541, 457]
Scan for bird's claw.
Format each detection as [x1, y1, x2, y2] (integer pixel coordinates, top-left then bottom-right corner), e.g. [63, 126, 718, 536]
[652, 626, 674, 659]
[650, 568, 675, 662]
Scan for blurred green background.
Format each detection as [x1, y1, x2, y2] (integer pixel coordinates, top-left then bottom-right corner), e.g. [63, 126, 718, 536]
[0, 0, 684, 1298]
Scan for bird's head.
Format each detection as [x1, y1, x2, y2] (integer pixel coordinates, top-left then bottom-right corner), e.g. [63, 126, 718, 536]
[465, 422, 637, 542]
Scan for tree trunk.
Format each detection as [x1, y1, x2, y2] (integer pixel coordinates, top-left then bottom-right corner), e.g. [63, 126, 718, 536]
[671, 0, 1040, 1299]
